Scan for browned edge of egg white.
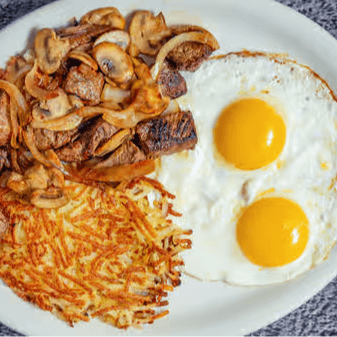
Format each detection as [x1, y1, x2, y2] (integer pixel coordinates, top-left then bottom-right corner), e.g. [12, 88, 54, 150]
[211, 50, 337, 102]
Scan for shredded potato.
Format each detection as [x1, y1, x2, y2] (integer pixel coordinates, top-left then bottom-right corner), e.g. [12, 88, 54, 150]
[0, 177, 192, 328]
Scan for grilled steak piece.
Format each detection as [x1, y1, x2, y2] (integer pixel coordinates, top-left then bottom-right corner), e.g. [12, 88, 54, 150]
[167, 41, 213, 71]
[64, 64, 104, 105]
[0, 92, 11, 147]
[34, 128, 79, 151]
[57, 117, 119, 162]
[135, 111, 197, 158]
[158, 61, 187, 99]
[0, 147, 9, 172]
[94, 141, 146, 169]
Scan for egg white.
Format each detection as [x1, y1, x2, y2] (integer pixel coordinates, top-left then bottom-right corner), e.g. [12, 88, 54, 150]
[156, 52, 337, 286]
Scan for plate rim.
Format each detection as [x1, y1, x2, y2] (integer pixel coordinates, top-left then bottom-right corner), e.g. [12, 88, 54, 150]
[0, 0, 337, 335]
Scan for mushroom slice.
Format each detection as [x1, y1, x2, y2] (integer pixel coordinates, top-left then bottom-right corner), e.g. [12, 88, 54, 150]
[24, 164, 49, 190]
[80, 7, 125, 30]
[48, 167, 65, 188]
[101, 83, 130, 104]
[93, 42, 134, 84]
[94, 31, 131, 51]
[169, 24, 209, 35]
[129, 11, 172, 56]
[7, 171, 30, 194]
[32, 89, 72, 122]
[34, 28, 70, 74]
[68, 51, 98, 70]
[95, 128, 133, 157]
[30, 188, 68, 209]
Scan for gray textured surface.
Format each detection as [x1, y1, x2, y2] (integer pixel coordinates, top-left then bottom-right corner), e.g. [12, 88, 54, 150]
[0, 0, 336, 335]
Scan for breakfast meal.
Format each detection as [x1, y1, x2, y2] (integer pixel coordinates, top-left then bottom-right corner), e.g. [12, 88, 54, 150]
[0, 2, 337, 333]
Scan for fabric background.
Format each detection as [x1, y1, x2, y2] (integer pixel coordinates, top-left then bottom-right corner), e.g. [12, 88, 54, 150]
[0, 0, 336, 335]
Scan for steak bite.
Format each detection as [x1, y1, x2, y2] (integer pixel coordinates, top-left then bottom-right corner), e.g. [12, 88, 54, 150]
[56, 117, 119, 162]
[34, 128, 79, 151]
[167, 41, 213, 71]
[0, 147, 9, 172]
[135, 111, 197, 158]
[0, 92, 11, 147]
[157, 61, 187, 99]
[64, 64, 104, 105]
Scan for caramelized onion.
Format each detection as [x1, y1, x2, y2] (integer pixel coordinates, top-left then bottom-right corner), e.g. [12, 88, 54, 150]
[25, 62, 60, 100]
[95, 128, 133, 157]
[161, 99, 180, 116]
[68, 51, 98, 70]
[0, 79, 29, 127]
[31, 112, 83, 131]
[151, 31, 220, 80]
[22, 125, 53, 168]
[101, 84, 130, 104]
[83, 159, 156, 182]
[9, 103, 19, 149]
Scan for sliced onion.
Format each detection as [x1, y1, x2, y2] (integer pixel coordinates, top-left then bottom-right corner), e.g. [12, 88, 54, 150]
[161, 99, 181, 116]
[31, 112, 83, 131]
[95, 128, 133, 157]
[68, 51, 98, 71]
[101, 83, 130, 103]
[99, 101, 122, 110]
[151, 31, 220, 80]
[22, 125, 53, 168]
[0, 79, 29, 126]
[83, 159, 156, 182]
[25, 61, 60, 100]
[9, 103, 19, 149]
[8, 64, 32, 85]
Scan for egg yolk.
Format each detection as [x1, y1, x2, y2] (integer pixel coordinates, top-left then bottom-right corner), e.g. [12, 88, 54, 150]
[213, 98, 286, 170]
[236, 197, 309, 267]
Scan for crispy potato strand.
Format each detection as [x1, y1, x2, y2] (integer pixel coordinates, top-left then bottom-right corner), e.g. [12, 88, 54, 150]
[0, 179, 191, 329]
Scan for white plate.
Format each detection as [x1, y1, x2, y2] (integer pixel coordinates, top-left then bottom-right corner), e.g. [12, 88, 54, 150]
[1, 0, 337, 335]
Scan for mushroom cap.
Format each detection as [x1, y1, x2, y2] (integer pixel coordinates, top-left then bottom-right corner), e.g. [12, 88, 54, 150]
[94, 30, 131, 51]
[93, 42, 134, 84]
[34, 28, 70, 74]
[80, 7, 126, 30]
[32, 90, 72, 122]
[129, 11, 172, 56]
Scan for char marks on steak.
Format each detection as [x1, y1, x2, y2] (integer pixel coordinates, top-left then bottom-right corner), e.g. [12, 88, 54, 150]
[158, 61, 187, 99]
[135, 111, 197, 159]
[64, 64, 104, 105]
[167, 41, 213, 72]
[57, 117, 119, 162]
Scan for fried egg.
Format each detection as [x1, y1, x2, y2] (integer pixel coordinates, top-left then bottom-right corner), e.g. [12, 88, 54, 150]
[156, 52, 337, 286]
